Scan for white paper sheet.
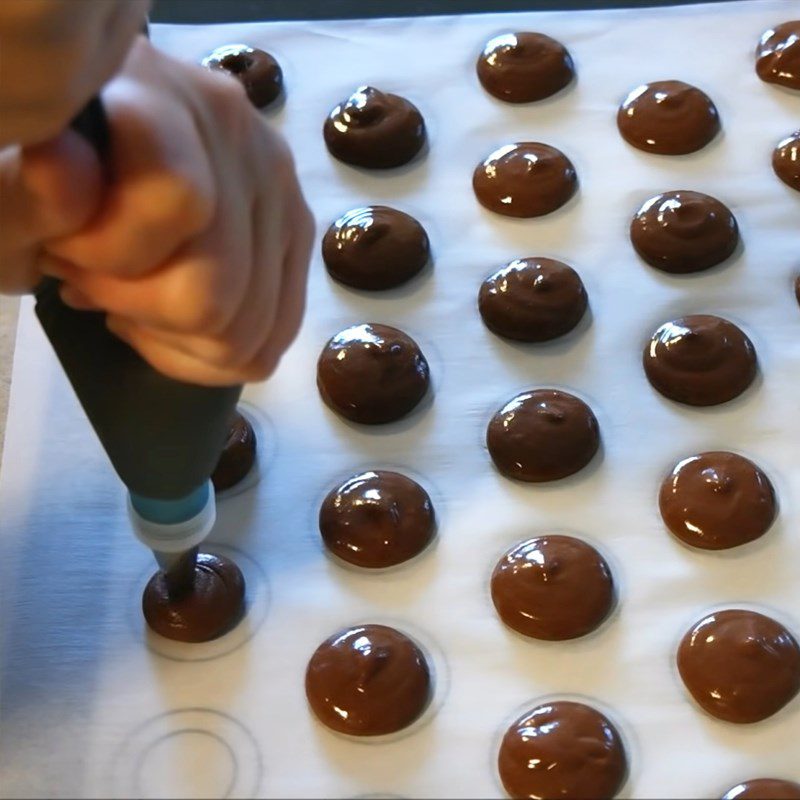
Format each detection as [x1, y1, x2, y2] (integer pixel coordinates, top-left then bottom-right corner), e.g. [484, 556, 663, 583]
[1, 2, 799, 797]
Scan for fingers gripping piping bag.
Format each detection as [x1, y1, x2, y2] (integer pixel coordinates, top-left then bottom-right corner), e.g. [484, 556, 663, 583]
[35, 100, 242, 587]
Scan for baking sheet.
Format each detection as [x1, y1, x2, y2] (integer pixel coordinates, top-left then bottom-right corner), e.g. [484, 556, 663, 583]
[1, 1, 799, 797]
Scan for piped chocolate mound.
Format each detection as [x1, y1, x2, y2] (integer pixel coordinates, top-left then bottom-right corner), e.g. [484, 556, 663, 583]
[305, 624, 431, 736]
[487, 389, 600, 482]
[479, 257, 588, 342]
[202, 44, 283, 108]
[643, 315, 757, 406]
[142, 551, 246, 643]
[211, 411, 257, 492]
[498, 700, 627, 799]
[473, 142, 577, 218]
[323, 86, 426, 169]
[773, 131, 800, 192]
[630, 190, 739, 274]
[659, 451, 777, 550]
[477, 32, 575, 103]
[319, 470, 435, 568]
[491, 535, 614, 640]
[677, 609, 800, 723]
[317, 323, 430, 424]
[756, 22, 800, 90]
[322, 206, 430, 290]
[617, 80, 720, 154]
[721, 779, 800, 800]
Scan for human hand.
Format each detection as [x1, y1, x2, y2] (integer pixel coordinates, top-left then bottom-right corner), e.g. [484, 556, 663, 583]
[38, 37, 314, 387]
[0, 0, 150, 147]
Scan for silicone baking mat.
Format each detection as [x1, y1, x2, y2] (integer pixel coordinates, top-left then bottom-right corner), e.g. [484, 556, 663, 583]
[1, 1, 798, 797]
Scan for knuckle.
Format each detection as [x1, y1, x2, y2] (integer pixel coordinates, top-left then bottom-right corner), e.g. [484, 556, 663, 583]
[159, 171, 214, 236]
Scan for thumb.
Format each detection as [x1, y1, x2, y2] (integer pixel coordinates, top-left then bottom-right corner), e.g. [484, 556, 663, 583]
[0, 128, 103, 293]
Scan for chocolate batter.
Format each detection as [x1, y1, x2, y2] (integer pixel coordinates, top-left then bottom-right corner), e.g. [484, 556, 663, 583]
[756, 22, 800, 90]
[491, 535, 614, 640]
[617, 80, 720, 155]
[478, 257, 588, 342]
[323, 86, 426, 169]
[142, 552, 246, 643]
[630, 191, 739, 274]
[722, 779, 800, 799]
[473, 142, 577, 218]
[659, 452, 777, 550]
[773, 131, 800, 192]
[211, 411, 257, 492]
[322, 206, 430, 290]
[201, 44, 283, 108]
[319, 470, 436, 568]
[677, 609, 800, 723]
[643, 315, 757, 406]
[305, 624, 431, 736]
[486, 389, 600, 482]
[498, 701, 627, 799]
[317, 323, 430, 425]
[476, 32, 575, 103]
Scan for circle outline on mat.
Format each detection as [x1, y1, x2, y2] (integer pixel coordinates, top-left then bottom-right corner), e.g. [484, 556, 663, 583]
[128, 544, 269, 663]
[492, 694, 631, 799]
[111, 708, 262, 799]
[305, 618, 449, 746]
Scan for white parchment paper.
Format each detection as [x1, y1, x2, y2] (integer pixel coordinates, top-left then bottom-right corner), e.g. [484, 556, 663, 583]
[1, 2, 799, 797]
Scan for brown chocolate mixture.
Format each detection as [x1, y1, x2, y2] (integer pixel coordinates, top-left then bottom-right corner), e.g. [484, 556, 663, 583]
[478, 257, 588, 342]
[773, 131, 800, 192]
[473, 142, 577, 218]
[617, 80, 720, 155]
[659, 451, 777, 550]
[142, 552, 246, 643]
[322, 206, 430, 290]
[211, 411, 257, 492]
[643, 315, 757, 406]
[677, 609, 800, 723]
[202, 44, 283, 108]
[491, 535, 614, 640]
[486, 389, 600, 482]
[305, 624, 431, 736]
[319, 470, 436, 568]
[323, 86, 426, 169]
[317, 323, 430, 425]
[477, 32, 575, 103]
[630, 190, 739, 274]
[498, 700, 627, 799]
[722, 779, 800, 800]
[756, 22, 800, 90]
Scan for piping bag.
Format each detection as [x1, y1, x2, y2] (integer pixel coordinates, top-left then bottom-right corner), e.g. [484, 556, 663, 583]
[34, 97, 242, 578]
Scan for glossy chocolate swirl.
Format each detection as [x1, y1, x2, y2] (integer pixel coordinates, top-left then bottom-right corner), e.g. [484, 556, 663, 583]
[202, 44, 283, 108]
[617, 80, 720, 155]
[756, 22, 800, 90]
[659, 451, 777, 550]
[478, 257, 588, 342]
[322, 206, 430, 290]
[473, 142, 577, 218]
[477, 32, 574, 103]
[323, 86, 426, 169]
[677, 609, 800, 723]
[486, 389, 600, 482]
[630, 191, 739, 273]
[317, 323, 430, 424]
[491, 535, 614, 640]
[498, 700, 627, 799]
[211, 411, 257, 492]
[319, 470, 436, 568]
[305, 624, 431, 736]
[643, 315, 757, 406]
[773, 131, 800, 192]
[142, 552, 246, 643]
[721, 779, 800, 799]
